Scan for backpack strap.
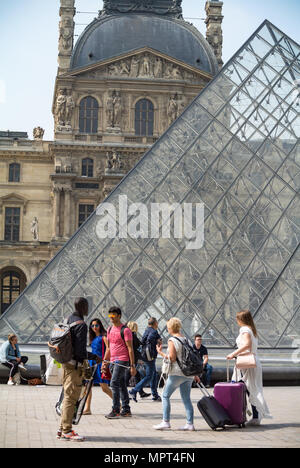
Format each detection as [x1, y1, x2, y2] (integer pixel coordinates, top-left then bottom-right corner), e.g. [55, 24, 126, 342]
[107, 325, 128, 342]
[120, 325, 127, 341]
[69, 320, 84, 328]
[172, 336, 186, 367]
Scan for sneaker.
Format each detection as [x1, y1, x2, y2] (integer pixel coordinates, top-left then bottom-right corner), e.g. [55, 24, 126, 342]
[177, 423, 195, 431]
[18, 363, 27, 371]
[245, 418, 261, 426]
[153, 421, 171, 430]
[7, 380, 14, 386]
[129, 389, 138, 402]
[120, 409, 132, 417]
[139, 391, 151, 398]
[152, 396, 162, 402]
[56, 430, 62, 439]
[105, 410, 121, 419]
[61, 430, 85, 441]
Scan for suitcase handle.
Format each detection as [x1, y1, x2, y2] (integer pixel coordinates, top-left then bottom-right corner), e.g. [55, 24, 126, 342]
[226, 358, 237, 382]
[196, 381, 210, 397]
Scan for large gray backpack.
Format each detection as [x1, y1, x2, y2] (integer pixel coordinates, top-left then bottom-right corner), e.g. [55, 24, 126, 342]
[48, 319, 83, 364]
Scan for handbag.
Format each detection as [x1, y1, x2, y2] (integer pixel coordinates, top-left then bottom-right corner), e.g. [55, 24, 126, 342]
[236, 352, 256, 369]
[161, 356, 172, 376]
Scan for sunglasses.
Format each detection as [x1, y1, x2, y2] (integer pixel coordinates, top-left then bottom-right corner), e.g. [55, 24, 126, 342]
[91, 324, 100, 328]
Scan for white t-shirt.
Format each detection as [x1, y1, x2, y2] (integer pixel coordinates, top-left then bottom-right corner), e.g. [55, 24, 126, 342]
[168, 336, 194, 379]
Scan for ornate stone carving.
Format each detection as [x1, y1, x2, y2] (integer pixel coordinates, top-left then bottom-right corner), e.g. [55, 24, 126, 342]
[106, 91, 122, 130]
[205, 1, 224, 68]
[58, 0, 75, 73]
[167, 94, 179, 125]
[100, 0, 183, 19]
[33, 127, 45, 140]
[105, 151, 124, 173]
[56, 89, 67, 125]
[81, 52, 201, 84]
[102, 184, 115, 199]
[55, 89, 74, 130]
[65, 92, 75, 126]
[30, 217, 39, 241]
[59, 16, 74, 51]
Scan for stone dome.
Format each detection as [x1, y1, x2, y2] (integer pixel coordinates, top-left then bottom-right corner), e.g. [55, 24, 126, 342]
[70, 14, 219, 76]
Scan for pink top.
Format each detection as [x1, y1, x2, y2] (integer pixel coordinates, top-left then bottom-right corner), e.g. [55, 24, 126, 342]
[107, 324, 132, 362]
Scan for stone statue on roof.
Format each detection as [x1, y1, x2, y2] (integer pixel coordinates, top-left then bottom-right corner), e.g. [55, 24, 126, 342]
[101, 0, 182, 18]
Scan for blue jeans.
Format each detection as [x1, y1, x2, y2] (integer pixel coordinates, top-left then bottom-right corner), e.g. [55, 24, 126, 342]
[203, 363, 213, 386]
[163, 375, 194, 425]
[133, 360, 159, 398]
[110, 361, 130, 413]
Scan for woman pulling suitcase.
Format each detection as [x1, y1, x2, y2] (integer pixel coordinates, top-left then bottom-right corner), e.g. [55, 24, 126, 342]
[226, 310, 272, 426]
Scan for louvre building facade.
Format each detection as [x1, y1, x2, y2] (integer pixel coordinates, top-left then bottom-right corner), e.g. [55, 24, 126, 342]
[0, 5, 299, 356]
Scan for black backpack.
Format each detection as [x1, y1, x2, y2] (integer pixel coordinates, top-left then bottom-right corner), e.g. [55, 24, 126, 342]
[140, 329, 156, 362]
[48, 319, 84, 364]
[173, 336, 203, 377]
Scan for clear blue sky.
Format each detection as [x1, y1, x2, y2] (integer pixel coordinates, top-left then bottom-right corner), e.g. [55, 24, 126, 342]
[0, 0, 299, 140]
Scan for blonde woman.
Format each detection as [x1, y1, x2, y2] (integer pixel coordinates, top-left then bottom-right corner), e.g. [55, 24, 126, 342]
[227, 310, 272, 426]
[154, 317, 196, 431]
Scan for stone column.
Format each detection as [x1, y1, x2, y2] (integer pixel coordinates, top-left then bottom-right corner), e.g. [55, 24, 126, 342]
[205, 1, 224, 68]
[52, 187, 61, 240]
[58, 0, 76, 75]
[63, 187, 72, 238]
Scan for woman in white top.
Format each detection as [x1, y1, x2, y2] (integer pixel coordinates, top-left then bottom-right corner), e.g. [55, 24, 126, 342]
[227, 310, 272, 426]
[154, 317, 198, 431]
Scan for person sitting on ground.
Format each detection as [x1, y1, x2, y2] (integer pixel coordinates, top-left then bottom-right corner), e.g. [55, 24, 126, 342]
[83, 318, 112, 415]
[193, 334, 213, 388]
[0, 334, 28, 385]
[125, 321, 150, 399]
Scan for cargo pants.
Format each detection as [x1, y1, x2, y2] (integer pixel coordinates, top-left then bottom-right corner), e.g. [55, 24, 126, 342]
[60, 363, 83, 433]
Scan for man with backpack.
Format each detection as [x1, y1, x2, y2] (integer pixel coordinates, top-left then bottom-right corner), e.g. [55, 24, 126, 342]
[56, 297, 100, 442]
[101, 306, 136, 419]
[129, 317, 162, 403]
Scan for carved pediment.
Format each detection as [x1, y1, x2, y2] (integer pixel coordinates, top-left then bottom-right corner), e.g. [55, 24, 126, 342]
[68, 48, 211, 84]
[0, 193, 29, 214]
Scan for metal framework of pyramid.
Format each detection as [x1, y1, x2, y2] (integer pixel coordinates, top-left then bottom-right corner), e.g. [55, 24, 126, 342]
[0, 20, 299, 350]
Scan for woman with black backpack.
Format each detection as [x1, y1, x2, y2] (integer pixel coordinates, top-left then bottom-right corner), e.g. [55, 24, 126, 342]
[154, 317, 199, 432]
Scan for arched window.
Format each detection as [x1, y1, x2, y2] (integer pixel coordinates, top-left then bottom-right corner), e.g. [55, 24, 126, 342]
[9, 163, 20, 182]
[135, 99, 154, 136]
[79, 96, 99, 133]
[82, 158, 94, 177]
[0, 268, 26, 315]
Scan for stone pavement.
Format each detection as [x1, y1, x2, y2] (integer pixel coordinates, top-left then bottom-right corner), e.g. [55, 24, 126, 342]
[0, 385, 299, 449]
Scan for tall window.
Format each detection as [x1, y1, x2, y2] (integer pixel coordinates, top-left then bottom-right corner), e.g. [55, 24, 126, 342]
[78, 204, 94, 228]
[4, 207, 20, 242]
[135, 99, 154, 136]
[79, 96, 99, 133]
[82, 158, 94, 177]
[1, 271, 21, 314]
[9, 163, 20, 182]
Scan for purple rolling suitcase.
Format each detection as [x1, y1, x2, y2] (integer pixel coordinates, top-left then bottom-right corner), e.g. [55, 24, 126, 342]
[213, 363, 247, 428]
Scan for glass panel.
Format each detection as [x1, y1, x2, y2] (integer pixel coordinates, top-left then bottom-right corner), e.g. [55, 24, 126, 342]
[1, 21, 299, 351]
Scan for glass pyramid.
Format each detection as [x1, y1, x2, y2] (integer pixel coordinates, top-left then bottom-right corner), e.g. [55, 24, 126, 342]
[0, 20, 299, 349]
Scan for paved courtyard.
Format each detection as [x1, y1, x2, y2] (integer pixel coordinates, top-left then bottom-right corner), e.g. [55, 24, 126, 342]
[0, 384, 299, 449]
